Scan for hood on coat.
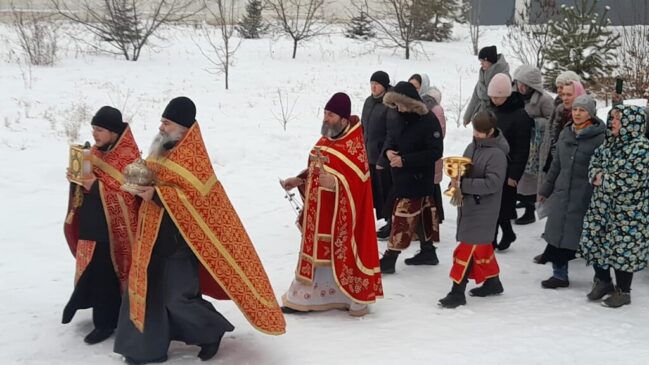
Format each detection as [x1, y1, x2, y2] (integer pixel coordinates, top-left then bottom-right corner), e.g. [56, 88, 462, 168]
[474, 128, 511, 155]
[568, 115, 607, 139]
[383, 91, 429, 116]
[513, 64, 545, 95]
[482, 54, 510, 86]
[419, 74, 431, 97]
[607, 105, 647, 142]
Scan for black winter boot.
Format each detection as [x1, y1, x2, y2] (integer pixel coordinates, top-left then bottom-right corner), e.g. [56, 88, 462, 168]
[514, 206, 536, 225]
[404, 243, 439, 266]
[469, 277, 504, 297]
[198, 334, 225, 361]
[497, 220, 516, 251]
[84, 328, 114, 345]
[376, 220, 391, 241]
[439, 281, 468, 309]
[380, 249, 400, 274]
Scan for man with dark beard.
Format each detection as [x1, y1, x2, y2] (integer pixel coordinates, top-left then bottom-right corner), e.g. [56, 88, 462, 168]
[378, 82, 444, 274]
[62, 106, 140, 344]
[280, 92, 383, 316]
[114, 97, 285, 364]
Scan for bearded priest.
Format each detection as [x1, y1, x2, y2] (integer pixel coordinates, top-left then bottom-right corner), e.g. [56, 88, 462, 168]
[114, 97, 285, 365]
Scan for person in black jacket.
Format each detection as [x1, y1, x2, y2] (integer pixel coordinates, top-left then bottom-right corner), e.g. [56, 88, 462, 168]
[361, 71, 394, 239]
[378, 82, 444, 274]
[486, 73, 533, 251]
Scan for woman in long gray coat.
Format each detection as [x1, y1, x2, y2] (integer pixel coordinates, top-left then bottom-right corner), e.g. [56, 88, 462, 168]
[439, 111, 508, 309]
[578, 105, 649, 308]
[463, 45, 510, 125]
[512, 65, 554, 225]
[537, 95, 606, 289]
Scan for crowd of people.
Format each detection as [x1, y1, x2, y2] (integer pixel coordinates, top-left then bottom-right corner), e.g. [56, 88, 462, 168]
[59, 44, 649, 364]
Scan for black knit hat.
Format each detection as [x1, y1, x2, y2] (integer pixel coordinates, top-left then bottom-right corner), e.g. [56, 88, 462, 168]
[91, 106, 126, 134]
[478, 45, 498, 64]
[392, 81, 422, 102]
[370, 71, 390, 91]
[162, 96, 196, 128]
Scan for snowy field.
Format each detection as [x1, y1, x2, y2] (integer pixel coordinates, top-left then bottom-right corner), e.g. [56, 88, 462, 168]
[1, 24, 648, 365]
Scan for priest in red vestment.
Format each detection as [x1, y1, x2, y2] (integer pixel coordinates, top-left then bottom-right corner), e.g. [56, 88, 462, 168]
[62, 106, 140, 344]
[280, 92, 383, 317]
[114, 97, 285, 364]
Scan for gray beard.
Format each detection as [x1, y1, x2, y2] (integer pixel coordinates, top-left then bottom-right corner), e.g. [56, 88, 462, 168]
[321, 122, 345, 138]
[149, 131, 182, 158]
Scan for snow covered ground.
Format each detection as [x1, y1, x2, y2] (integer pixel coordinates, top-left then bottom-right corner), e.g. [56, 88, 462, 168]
[1, 24, 648, 365]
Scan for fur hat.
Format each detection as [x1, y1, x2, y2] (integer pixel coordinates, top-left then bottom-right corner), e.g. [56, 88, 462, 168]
[91, 106, 126, 134]
[383, 81, 428, 115]
[325, 92, 351, 119]
[555, 71, 581, 86]
[487, 73, 513, 98]
[162, 96, 196, 128]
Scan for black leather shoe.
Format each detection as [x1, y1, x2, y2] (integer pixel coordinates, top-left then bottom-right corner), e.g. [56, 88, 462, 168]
[198, 334, 225, 361]
[84, 328, 113, 345]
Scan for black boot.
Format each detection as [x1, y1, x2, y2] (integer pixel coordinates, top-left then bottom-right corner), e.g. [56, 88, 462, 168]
[469, 277, 504, 297]
[379, 249, 400, 274]
[439, 281, 468, 309]
[84, 328, 114, 344]
[404, 243, 439, 266]
[376, 220, 391, 241]
[515, 205, 536, 225]
[198, 334, 225, 361]
[497, 220, 516, 251]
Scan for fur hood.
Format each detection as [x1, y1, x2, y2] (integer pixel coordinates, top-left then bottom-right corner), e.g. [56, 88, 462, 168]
[383, 91, 429, 116]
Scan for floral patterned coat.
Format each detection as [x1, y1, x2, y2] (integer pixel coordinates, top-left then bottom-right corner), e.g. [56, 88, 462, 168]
[579, 105, 649, 272]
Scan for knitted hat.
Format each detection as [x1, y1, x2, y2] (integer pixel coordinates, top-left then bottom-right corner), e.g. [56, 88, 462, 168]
[91, 106, 126, 134]
[572, 94, 597, 118]
[325, 92, 351, 119]
[478, 45, 498, 64]
[487, 73, 513, 98]
[162, 96, 196, 128]
[555, 70, 581, 86]
[370, 71, 390, 91]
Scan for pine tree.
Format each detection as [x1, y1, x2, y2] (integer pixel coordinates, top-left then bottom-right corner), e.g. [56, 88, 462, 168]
[542, 0, 619, 88]
[345, 8, 375, 40]
[236, 0, 268, 39]
[412, 0, 462, 42]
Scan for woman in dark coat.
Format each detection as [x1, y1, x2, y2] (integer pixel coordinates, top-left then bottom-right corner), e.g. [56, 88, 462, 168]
[537, 95, 606, 289]
[486, 73, 533, 251]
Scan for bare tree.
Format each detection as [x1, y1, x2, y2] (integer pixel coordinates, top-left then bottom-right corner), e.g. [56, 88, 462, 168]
[195, 0, 241, 89]
[10, 0, 59, 66]
[617, 13, 649, 98]
[465, 0, 480, 55]
[271, 89, 299, 130]
[503, 0, 559, 69]
[50, 0, 203, 61]
[265, 0, 327, 59]
[356, 0, 419, 60]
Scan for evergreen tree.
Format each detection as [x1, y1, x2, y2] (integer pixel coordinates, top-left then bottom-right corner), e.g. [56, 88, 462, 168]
[542, 0, 619, 88]
[345, 8, 375, 40]
[236, 0, 268, 39]
[412, 0, 462, 42]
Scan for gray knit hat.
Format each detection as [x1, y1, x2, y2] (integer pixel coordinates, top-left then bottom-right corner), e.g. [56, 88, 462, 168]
[572, 94, 597, 117]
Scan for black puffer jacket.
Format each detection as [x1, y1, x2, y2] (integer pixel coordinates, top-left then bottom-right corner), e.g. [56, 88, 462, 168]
[381, 85, 444, 198]
[492, 92, 533, 181]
